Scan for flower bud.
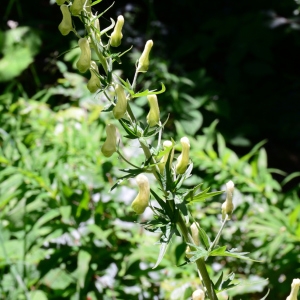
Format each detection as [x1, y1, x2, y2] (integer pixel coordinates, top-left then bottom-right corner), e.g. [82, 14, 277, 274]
[70, 0, 85, 15]
[56, 0, 66, 5]
[131, 174, 150, 214]
[87, 61, 101, 93]
[113, 84, 127, 119]
[76, 38, 91, 73]
[286, 279, 300, 300]
[192, 289, 205, 300]
[146, 94, 160, 127]
[185, 246, 193, 259]
[58, 5, 73, 36]
[110, 15, 124, 47]
[221, 180, 235, 221]
[186, 222, 200, 259]
[101, 124, 117, 157]
[176, 137, 190, 174]
[158, 140, 174, 174]
[191, 222, 200, 246]
[137, 40, 153, 72]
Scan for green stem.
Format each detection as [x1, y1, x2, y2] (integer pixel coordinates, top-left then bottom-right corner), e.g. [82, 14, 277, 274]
[176, 214, 218, 300]
[126, 102, 137, 123]
[90, 32, 108, 74]
[139, 138, 218, 300]
[208, 215, 228, 254]
[116, 150, 140, 169]
[132, 70, 139, 91]
[83, 11, 108, 75]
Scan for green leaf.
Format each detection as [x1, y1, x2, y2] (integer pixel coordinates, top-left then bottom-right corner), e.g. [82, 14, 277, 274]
[187, 188, 224, 204]
[260, 289, 270, 300]
[87, 224, 112, 247]
[34, 209, 60, 229]
[209, 246, 260, 262]
[240, 139, 267, 162]
[91, 0, 103, 6]
[132, 83, 166, 98]
[282, 171, 300, 186]
[150, 189, 173, 218]
[186, 244, 209, 262]
[181, 110, 203, 135]
[215, 272, 238, 292]
[0, 27, 41, 82]
[76, 250, 91, 288]
[42, 268, 73, 290]
[214, 271, 224, 290]
[29, 290, 48, 300]
[76, 188, 90, 217]
[119, 118, 139, 139]
[198, 227, 211, 250]
[257, 148, 267, 169]
[152, 226, 175, 269]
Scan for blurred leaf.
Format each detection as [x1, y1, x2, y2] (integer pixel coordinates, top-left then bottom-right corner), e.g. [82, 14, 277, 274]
[0, 27, 41, 82]
[181, 110, 203, 136]
[76, 250, 91, 288]
[29, 290, 48, 300]
[42, 268, 74, 290]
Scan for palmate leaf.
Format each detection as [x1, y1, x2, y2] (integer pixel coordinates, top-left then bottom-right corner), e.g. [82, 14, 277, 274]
[141, 218, 169, 233]
[209, 246, 260, 262]
[187, 187, 224, 204]
[185, 243, 209, 262]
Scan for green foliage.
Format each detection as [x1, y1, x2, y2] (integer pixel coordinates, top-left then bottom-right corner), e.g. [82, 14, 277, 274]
[0, 27, 41, 82]
[0, 1, 300, 299]
[0, 91, 168, 299]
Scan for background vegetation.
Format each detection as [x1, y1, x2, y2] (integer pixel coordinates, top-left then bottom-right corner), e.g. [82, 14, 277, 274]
[0, 0, 299, 299]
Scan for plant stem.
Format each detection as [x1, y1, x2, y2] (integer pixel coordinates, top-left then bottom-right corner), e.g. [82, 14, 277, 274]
[126, 102, 137, 123]
[176, 214, 218, 300]
[116, 150, 140, 169]
[208, 215, 228, 253]
[87, 11, 217, 298]
[137, 116, 218, 299]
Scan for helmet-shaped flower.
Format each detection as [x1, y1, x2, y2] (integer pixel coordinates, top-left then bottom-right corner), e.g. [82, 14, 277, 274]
[286, 278, 300, 300]
[137, 40, 153, 72]
[70, 0, 85, 15]
[131, 174, 150, 214]
[58, 5, 73, 36]
[113, 84, 127, 119]
[56, 0, 66, 5]
[146, 94, 160, 127]
[176, 137, 190, 174]
[76, 38, 91, 73]
[110, 15, 124, 47]
[87, 61, 101, 93]
[158, 140, 174, 174]
[101, 124, 117, 157]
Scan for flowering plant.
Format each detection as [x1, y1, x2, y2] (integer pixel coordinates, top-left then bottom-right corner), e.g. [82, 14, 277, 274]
[54, 1, 298, 299]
